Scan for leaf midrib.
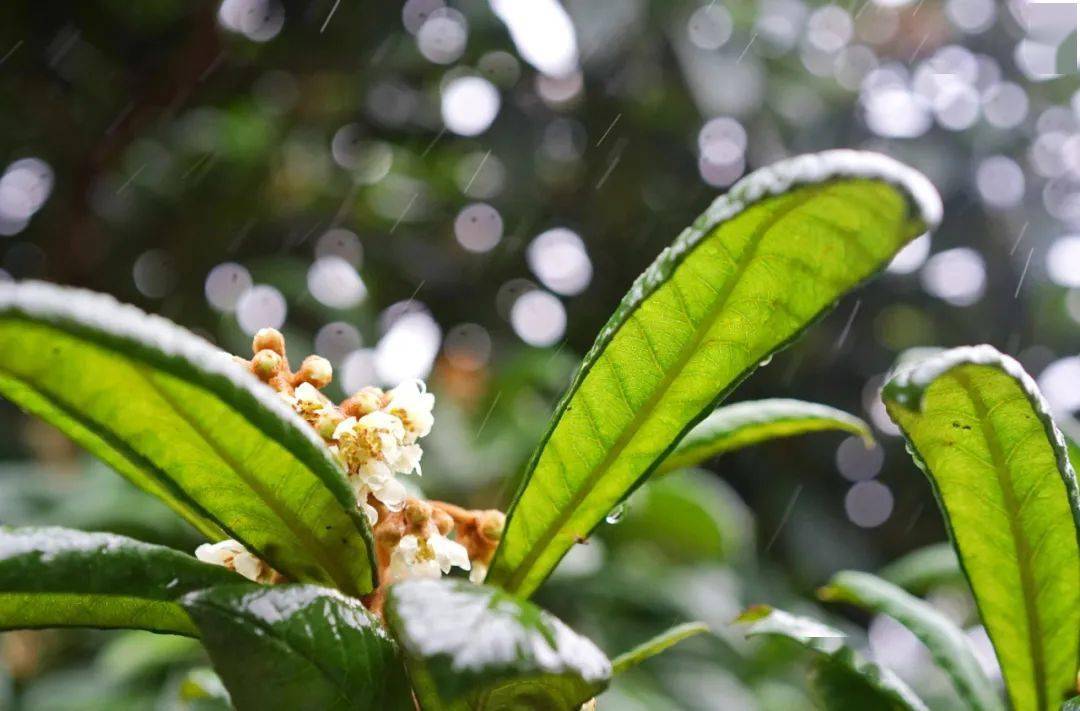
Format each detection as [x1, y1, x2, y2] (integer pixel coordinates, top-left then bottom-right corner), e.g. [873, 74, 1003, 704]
[135, 365, 356, 595]
[501, 185, 828, 592]
[952, 369, 1047, 710]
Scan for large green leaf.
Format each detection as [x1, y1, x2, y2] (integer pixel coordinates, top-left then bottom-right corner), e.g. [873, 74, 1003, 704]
[0, 281, 376, 596]
[0, 526, 239, 636]
[877, 542, 962, 594]
[182, 584, 412, 711]
[489, 150, 941, 596]
[384, 578, 611, 710]
[820, 570, 1003, 711]
[657, 398, 872, 475]
[737, 604, 928, 711]
[884, 345, 1080, 711]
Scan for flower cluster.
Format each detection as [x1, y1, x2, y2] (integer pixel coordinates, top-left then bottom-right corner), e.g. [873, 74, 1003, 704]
[194, 327, 502, 598]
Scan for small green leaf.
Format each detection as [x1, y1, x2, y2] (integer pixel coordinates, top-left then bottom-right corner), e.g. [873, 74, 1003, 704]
[0, 526, 238, 636]
[384, 578, 611, 710]
[1064, 695, 1080, 711]
[182, 584, 412, 711]
[877, 542, 962, 594]
[820, 570, 1003, 711]
[611, 621, 710, 674]
[657, 398, 872, 475]
[489, 150, 940, 597]
[737, 605, 928, 711]
[0, 281, 376, 596]
[884, 345, 1080, 711]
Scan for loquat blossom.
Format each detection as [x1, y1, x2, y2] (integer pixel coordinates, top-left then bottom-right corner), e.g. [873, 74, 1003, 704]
[333, 412, 415, 523]
[282, 382, 343, 438]
[195, 539, 274, 583]
[386, 531, 470, 583]
[384, 379, 435, 444]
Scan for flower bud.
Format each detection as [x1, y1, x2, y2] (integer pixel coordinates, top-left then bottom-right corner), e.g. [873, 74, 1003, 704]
[315, 409, 345, 440]
[252, 349, 283, 380]
[342, 387, 386, 417]
[480, 511, 505, 542]
[296, 355, 333, 389]
[253, 328, 286, 356]
[432, 507, 454, 536]
[404, 498, 431, 527]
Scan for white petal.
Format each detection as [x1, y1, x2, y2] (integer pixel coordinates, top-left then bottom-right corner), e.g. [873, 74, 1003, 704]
[469, 562, 488, 584]
[361, 500, 379, 525]
[333, 417, 358, 440]
[233, 552, 265, 582]
[370, 475, 408, 512]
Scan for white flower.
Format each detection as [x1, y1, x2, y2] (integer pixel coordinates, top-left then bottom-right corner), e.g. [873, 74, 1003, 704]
[387, 532, 470, 583]
[334, 412, 416, 520]
[384, 379, 435, 444]
[195, 539, 271, 583]
[334, 412, 406, 474]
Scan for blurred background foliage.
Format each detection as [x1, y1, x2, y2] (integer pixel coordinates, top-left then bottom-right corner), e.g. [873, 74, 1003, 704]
[0, 0, 1077, 708]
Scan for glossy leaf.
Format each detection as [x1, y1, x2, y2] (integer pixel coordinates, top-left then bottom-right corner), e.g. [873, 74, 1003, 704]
[182, 584, 412, 711]
[611, 621, 710, 674]
[820, 570, 1003, 711]
[385, 578, 611, 710]
[0, 526, 238, 636]
[0, 281, 376, 596]
[657, 398, 872, 475]
[489, 150, 941, 596]
[877, 543, 962, 594]
[737, 605, 928, 711]
[884, 345, 1080, 711]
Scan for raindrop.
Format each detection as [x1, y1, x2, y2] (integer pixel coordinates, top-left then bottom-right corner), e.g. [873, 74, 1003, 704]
[605, 502, 627, 524]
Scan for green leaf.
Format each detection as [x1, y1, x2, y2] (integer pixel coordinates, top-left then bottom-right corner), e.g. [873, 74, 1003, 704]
[737, 605, 928, 711]
[182, 584, 412, 711]
[820, 570, 1004, 711]
[0, 526, 239, 636]
[657, 398, 872, 475]
[877, 542, 962, 594]
[489, 150, 940, 597]
[611, 621, 710, 674]
[0, 281, 376, 596]
[883, 345, 1080, 711]
[602, 468, 753, 562]
[384, 578, 611, 710]
[1065, 695, 1080, 711]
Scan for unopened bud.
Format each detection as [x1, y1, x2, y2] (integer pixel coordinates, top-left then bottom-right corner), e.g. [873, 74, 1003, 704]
[315, 410, 345, 440]
[342, 387, 386, 417]
[432, 508, 454, 535]
[296, 355, 333, 389]
[480, 511, 505, 542]
[252, 349, 283, 380]
[404, 499, 431, 527]
[253, 328, 286, 356]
